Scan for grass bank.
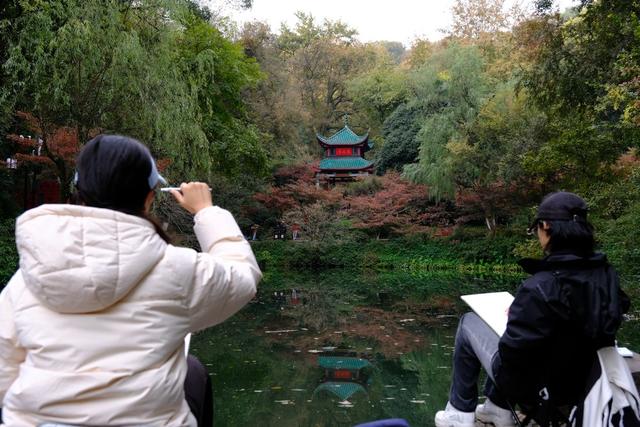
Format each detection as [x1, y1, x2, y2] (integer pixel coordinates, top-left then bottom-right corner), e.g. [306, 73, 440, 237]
[251, 228, 523, 275]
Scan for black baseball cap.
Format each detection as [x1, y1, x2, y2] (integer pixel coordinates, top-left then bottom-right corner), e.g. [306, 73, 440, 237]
[528, 191, 589, 233]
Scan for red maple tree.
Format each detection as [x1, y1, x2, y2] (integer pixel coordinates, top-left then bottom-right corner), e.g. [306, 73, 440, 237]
[253, 167, 459, 239]
[6, 112, 89, 201]
[254, 162, 341, 216]
[455, 180, 537, 234]
[343, 172, 433, 238]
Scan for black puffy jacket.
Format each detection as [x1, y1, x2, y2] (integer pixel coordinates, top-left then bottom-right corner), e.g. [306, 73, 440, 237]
[492, 252, 630, 405]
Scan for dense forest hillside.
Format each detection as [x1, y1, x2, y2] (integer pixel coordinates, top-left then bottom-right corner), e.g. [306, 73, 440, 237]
[1, 0, 640, 286]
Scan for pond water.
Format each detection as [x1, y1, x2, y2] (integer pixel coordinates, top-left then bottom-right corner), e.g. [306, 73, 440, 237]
[191, 269, 640, 427]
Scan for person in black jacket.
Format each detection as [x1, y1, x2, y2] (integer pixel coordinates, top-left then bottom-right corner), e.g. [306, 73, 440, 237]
[435, 192, 630, 427]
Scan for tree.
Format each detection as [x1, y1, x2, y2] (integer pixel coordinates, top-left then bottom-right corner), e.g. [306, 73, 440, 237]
[277, 12, 373, 132]
[521, 0, 640, 183]
[282, 201, 345, 242]
[342, 172, 431, 238]
[403, 44, 489, 200]
[347, 63, 408, 132]
[239, 13, 380, 165]
[3, 0, 200, 187]
[1, 0, 268, 201]
[174, 11, 267, 177]
[6, 112, 83, 201]
[451, 83, 550, 229]
[403, 39, 435, 69]
[450, 0, 529, 41]
[239, 21, 316, 163]
[253, 163, 341, 217]
[376, 41, 406, 65]
[375, 103, 424, 174]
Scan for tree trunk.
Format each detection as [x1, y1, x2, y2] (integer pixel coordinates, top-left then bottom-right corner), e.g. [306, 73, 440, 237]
[485, 216, 497, 236]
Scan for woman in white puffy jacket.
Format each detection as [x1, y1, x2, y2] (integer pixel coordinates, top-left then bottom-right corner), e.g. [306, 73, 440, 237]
[0, 134, 262, 426]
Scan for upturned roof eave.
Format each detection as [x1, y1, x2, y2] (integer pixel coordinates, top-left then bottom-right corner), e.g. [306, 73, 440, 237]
[316, 135, 370, 147]
[319, 165, 374, 172]
[316, 127, 370, 146]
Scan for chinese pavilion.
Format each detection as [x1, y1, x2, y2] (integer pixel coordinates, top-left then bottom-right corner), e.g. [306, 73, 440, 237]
[316, 119, 374, 185]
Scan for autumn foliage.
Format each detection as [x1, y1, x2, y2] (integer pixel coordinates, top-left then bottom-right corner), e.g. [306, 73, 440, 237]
[13, 111, 82, 165]
[5, 112, 88, 200]
[254, 167, 455, 239]
[254, 162, 341, 215]
[344, 172, 431, 236]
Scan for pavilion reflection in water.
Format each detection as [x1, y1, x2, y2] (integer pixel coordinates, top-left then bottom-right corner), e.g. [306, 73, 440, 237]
[312, 350, 373, 406]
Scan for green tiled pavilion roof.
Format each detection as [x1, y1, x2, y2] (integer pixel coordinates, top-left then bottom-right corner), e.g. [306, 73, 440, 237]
[318, 356, 372, 370]
[319, 157, 373, 170]
[313, 382, 367, 400]
[317, 125, 369, 146]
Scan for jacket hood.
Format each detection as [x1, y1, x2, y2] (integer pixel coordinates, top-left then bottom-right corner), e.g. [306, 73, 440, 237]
[15, 204, 166, 314]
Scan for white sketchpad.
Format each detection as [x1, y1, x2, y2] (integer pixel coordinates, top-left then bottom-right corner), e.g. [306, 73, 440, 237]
[461, 291, 514, 337]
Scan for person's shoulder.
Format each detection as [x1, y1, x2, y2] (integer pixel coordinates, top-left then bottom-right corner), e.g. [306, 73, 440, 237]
[516, 270, 565, 307]
[1, 269, 31, 306]
[521, 269, 557, 289]
[141, 245, 199, 293]
[163, 244, 197, 266]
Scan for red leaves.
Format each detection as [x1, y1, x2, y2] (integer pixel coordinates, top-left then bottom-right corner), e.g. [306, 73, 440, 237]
[454, 181, 535, 227]
[254, 163, 341, 215]
[254, 167, 453, 238]
[613, 149, 640, 176]
[273, 163, 316, 185]
[15, 111, 40, 133]
[344, 172, 431, 236]
[14, 153, 55, 167]
[7, 134, 38, 148]
[254, 187, 298, 214]
[9, 111, 81, 165]
[156, 158, 172, 173]
[47, 127, 80, 162]
[6, 112, 85, 201]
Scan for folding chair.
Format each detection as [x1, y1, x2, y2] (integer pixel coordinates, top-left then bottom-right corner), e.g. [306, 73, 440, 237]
[507, 392, 573, 427]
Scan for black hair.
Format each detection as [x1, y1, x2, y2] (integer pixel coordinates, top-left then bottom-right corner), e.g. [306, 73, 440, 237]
[538, 219, 595, 256]
[74, 134, 170, 243]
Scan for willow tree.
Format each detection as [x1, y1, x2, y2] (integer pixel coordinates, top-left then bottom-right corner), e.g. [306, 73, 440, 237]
[403, 44, 489, 201]
[1, 0, 266, 199]
[173, 8, 266, 178]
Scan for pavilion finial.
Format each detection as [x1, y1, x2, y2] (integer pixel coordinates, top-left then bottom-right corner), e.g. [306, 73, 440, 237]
[343, 114, 350, 127]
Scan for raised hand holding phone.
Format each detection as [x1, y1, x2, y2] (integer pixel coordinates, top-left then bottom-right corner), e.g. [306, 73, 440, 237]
[169, 182, 213, 214]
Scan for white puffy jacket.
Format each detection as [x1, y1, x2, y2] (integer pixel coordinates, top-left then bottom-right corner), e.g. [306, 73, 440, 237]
[0, 204, 261, 426]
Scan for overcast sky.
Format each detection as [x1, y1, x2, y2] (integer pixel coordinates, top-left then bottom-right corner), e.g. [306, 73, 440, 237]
[221, 0, 580, 45]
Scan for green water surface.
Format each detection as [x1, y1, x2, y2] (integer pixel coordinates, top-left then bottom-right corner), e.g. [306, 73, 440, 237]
[191, 269, 640, 427]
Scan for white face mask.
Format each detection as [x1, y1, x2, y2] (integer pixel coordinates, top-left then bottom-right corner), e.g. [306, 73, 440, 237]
[146, 153, 167, 189]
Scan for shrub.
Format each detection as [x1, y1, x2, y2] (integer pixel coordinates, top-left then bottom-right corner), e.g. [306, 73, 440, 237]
[0, 219, 18, 287]
[342, 176, 384, 196]
[599, 200, 640, 285]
